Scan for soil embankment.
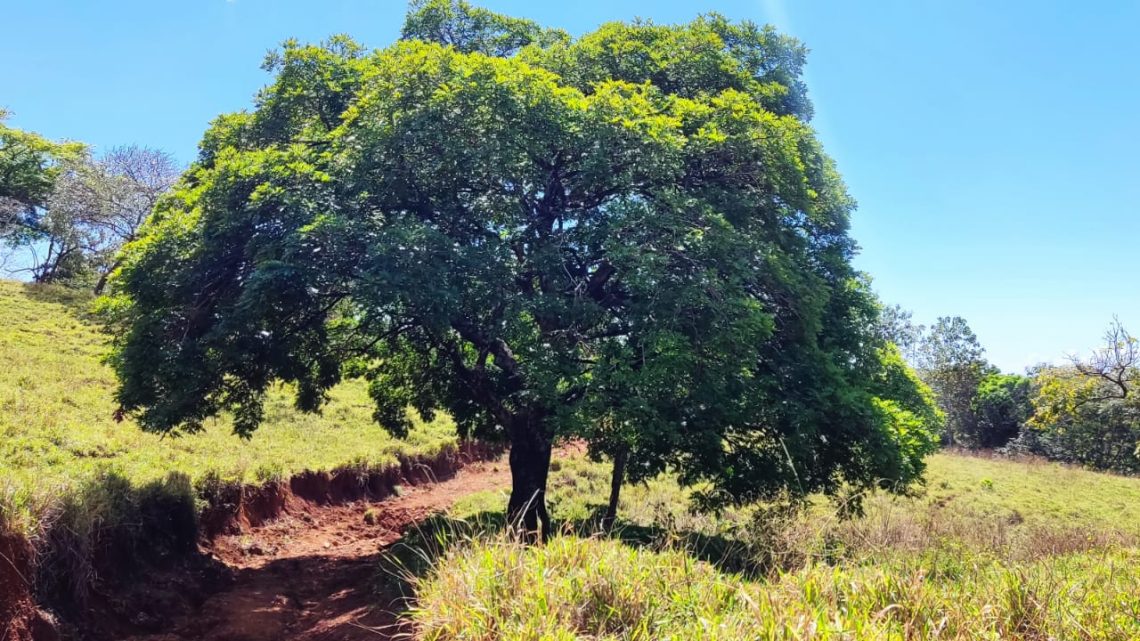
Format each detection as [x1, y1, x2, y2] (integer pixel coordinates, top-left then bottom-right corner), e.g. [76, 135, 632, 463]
[6, 443, 509, 641]
[129, 454, 510, 641]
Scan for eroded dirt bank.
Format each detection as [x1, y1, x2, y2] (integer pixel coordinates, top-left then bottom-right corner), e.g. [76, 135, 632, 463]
[131, 456, 509, 641]
[5, 443, 508, 641]
[2, 534, 58, 641]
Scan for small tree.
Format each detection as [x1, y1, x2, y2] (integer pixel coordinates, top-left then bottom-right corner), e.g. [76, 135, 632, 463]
[106, 2, 940, 539]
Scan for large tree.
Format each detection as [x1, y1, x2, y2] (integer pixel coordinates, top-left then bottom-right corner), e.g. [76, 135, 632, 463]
[106, 1, 939, 538]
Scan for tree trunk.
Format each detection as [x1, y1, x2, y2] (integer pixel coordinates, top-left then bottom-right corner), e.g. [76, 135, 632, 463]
[602, 447, 627, 533]
[93, 259, 120, 295]
[506, 415, 553, 543]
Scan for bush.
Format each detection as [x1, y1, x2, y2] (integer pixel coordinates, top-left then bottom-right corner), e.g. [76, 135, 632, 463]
[1005, 414, 1140, 475]
[972, 373, 1032, 448]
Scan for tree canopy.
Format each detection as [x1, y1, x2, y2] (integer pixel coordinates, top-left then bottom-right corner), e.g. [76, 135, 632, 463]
[0, 111, 84, 247]
[913, 315, 994, 446]
[106, 0, 941, 537]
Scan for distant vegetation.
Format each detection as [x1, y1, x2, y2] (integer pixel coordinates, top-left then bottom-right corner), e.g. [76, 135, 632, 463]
[1, 111, 178, 291]
[883, 305, 1140, 474]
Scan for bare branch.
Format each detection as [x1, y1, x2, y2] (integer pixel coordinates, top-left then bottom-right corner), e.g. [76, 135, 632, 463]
[1069, 316, 1138, 405]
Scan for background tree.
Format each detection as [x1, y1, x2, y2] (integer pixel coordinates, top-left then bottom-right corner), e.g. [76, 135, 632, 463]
[971, 373, 1031, 448]
[3, 143, 177, 288]
[1018, 319, 1140, 472]
[1070, 318, 1137, 403]
[105, 3, 941, 539]
[0, 111, 85, 266]
[69, 145, 180, 291]
[876, 302, 924, 362]
[915, 316, 993, 446]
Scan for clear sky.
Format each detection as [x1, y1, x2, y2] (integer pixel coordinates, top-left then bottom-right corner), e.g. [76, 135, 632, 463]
[4, 1, 1137, 373]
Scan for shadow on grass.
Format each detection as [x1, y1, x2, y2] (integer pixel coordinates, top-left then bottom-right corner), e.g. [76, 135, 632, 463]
[33, 470, 229, 638]
[21, 281, 98, 317]
[378, 503, 766, 602]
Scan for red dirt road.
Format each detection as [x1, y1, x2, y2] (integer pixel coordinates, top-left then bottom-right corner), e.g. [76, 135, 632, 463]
[124, 458, 510, 641]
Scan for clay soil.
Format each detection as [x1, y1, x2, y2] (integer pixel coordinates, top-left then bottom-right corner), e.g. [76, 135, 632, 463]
[117, 457, 510, 641]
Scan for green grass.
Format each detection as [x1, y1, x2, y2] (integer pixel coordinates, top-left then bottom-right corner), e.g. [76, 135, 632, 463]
[414, 536, 1140, 641]
[921, 452, 1140, 531]
[0, 280, 457, 537]
[408, 450, 1140, 640]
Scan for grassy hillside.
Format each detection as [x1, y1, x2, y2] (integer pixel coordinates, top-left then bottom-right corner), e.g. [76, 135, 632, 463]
[0, 280, 456, 536]
[408, 451, 1140, 640]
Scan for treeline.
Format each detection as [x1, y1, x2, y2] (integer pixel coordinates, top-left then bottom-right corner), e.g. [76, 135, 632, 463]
[0, 110, 178, 292]
[883, 306, 1140, 473]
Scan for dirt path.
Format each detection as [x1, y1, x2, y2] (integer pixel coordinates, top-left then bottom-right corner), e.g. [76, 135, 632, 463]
[126, 458, 510, 641]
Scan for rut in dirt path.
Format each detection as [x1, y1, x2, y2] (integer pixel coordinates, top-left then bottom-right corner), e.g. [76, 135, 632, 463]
[126, 458, 511, 641]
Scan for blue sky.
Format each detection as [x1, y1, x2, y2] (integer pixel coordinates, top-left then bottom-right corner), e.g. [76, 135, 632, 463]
[4, 0, 1137, 373]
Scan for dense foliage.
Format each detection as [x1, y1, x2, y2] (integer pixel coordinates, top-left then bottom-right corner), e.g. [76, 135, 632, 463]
[971, 372, 1031, 448]
[1010, 322, 1140, 472]
[106, 0, 941, 536]
[882, 304, 1140, 472]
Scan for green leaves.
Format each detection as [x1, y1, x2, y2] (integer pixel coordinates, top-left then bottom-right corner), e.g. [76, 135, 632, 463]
[108, 4, 940, 510]
[0, 114, 84, 209]
[402, 0, 568, 58]
[0, 114, 85, 245]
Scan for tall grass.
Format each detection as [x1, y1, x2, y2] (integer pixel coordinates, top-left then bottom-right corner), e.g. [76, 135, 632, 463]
[407, 451, 1140, 641]
[413, 536, 1140, 641]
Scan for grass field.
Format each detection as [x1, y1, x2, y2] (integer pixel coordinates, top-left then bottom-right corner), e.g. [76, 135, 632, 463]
[6, 277, 1140, 639]
[407, 451, 1140, 640]
[0, 280, 457, 537]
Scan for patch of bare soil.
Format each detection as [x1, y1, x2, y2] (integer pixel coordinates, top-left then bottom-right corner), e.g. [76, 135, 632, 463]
[2, 533, 58, 641]
[118, 458, 510, 641]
